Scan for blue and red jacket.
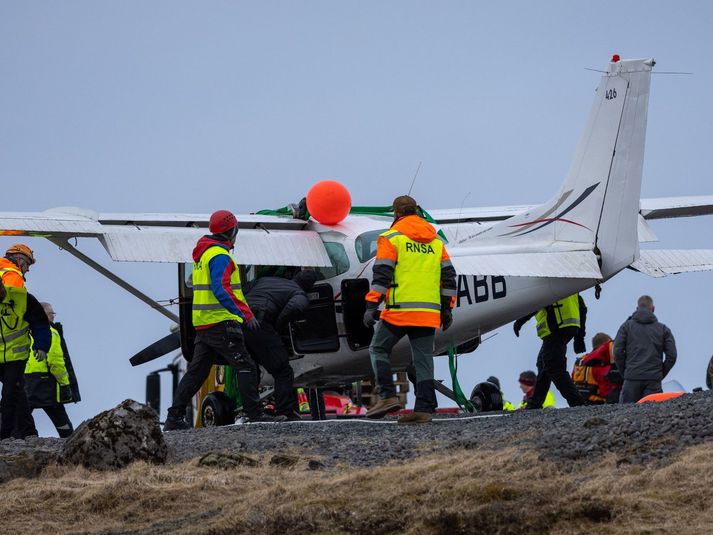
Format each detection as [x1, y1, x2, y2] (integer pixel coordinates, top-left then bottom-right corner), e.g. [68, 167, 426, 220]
[192, 236, 254, 329]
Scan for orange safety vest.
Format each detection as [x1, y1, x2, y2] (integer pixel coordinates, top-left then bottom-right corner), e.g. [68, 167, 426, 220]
[366, 215, 452, 328]
[0, 258, 24, 288]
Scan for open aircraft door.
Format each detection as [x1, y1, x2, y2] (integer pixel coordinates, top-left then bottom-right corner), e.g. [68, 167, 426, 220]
[289, 283, 340, 354]
[340, 278, 373, 351]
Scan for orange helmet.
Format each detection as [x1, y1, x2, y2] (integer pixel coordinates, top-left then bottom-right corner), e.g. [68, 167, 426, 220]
[5, 244, 35, 265]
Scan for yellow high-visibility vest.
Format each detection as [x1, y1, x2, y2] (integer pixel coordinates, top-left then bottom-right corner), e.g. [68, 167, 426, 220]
[381, 229, 442, 319]
[519, 390, 557, 409]
[25, 326, 70, 402]
[192, 246, 247, 327]
[535, 294, 580, 339]
[1, 285, 31, 362]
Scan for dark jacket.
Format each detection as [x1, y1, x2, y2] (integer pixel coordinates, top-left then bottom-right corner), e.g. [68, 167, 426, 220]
[245, 277, 309, 331]
[26, 292, 51, 353]
[53, 322, 81, 403]
[613, 308, 677, 381]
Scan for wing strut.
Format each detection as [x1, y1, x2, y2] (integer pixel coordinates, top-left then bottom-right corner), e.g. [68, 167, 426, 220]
[48, 237, 179, 323]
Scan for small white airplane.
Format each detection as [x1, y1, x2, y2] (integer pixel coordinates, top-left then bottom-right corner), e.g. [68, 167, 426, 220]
[2, 55, 713, 418]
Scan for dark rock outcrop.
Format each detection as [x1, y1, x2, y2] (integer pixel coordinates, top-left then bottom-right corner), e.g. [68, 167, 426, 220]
[0, 450, 57, 483]
[62, 399, 167, 470]
[198, 452, 259, 468]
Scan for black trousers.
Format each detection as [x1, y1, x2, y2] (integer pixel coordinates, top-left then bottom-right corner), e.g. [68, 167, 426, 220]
[0, 360, 37, 439]
[169, 321, 262, 419]
[244, 322, 297, 416]
[528, 328, 586, 408]
[32, 405, 74, 438]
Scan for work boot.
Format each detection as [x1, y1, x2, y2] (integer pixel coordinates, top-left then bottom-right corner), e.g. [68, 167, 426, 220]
[163, 413, 191, 431]
[366, 396, 402, 419]
[397, 411, 433, 425]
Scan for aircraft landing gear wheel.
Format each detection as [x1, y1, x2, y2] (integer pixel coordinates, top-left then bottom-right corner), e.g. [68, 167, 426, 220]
[201, 392, 235, 427]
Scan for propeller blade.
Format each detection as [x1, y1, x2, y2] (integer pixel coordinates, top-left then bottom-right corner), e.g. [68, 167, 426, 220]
[129, 332, 181, 367]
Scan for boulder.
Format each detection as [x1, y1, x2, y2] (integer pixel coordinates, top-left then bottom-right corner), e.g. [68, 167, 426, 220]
[0, 450, 57, 483]
[62, 399, 167, 470]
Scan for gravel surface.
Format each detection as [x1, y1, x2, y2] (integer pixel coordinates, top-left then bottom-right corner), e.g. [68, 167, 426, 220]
[3, 391, 712, 468]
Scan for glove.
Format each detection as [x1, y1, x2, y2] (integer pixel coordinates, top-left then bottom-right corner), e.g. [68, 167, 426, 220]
[440, 308, 453, 332]
[573, 336, 586, 354]
[513, 320, 525, 337]
[245, 317, 261, 332]
[59, 384, 73, 403]
[363, 303, 379, 328]
[34, 350, 47, 362]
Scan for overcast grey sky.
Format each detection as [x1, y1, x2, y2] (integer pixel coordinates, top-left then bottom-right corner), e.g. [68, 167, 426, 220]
[2, 2, 712, 435]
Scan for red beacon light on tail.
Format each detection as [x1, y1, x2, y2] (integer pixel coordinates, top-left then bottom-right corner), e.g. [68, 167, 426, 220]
[611, 54, 621, 63]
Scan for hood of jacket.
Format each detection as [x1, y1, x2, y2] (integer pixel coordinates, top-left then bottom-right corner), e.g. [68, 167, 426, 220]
[392, 215, 437, 244]
[192, 235, 232, 262]
[631, 307, 657, 324]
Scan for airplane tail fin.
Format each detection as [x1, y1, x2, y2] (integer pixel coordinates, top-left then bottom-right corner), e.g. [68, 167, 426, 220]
[488, 57, 654, 279]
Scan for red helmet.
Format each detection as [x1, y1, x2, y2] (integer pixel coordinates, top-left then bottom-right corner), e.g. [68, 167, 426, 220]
[209, 210, 238, 234]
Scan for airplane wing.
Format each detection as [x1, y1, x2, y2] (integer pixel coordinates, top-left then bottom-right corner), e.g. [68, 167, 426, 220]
[448, 250, 601, 278]
[629, 249, 713, 277]
[0, 208, 332, 267]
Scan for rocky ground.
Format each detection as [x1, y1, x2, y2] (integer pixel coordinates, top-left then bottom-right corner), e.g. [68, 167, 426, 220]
[2, 390, 712, 469]
[1, 392, 713, 534]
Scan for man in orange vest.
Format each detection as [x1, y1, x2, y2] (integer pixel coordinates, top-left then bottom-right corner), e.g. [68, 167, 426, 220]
[0, 244, 36, 288]
[363, 195, 456, 424]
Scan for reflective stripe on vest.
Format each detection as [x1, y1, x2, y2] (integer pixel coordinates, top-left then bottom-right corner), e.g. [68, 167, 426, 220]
[191, 245, 246, 327]
[381, 230, 442, 316]
[535, 294, 581, 339]
[1, 285, 31, 362]
[0, 266, 22, 278]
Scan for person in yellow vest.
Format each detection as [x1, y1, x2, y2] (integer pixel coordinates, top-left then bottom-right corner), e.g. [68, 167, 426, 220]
[0, 282, 51, 439]
[0, 244, 36, 289]
[516, 370, 556, 409]
[24, 302, 75, 437]
[163, 210, 281, 431]
[513, 294, 587, 408]
[363, 195, 457, 424]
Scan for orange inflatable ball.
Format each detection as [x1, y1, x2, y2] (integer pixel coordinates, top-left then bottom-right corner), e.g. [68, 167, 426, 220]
[306, 180, 352, 225]
[637, 392, 684, 403]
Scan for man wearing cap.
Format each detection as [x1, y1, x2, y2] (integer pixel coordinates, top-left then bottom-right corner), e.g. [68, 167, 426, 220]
[243, 270, 319, 421]
[0, 244, 36, 288]
[163, 210, 281, 431]
[363, 195, 457, 424]
[517, 370, 556, 409]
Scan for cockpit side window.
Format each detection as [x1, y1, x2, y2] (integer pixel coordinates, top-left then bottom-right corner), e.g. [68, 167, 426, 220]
[355, 229, 387, 262]
[314, 242, 350, 280]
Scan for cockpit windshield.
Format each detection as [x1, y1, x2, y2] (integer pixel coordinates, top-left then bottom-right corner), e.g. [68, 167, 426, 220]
[355, 229, 387, 262]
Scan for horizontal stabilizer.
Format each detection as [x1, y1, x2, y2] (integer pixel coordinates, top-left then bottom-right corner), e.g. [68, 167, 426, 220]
[448, 250, 601, 278]
[640, 196, 713, 220]
[429, 195, 713, 225]
[630, 249, 713, 277]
